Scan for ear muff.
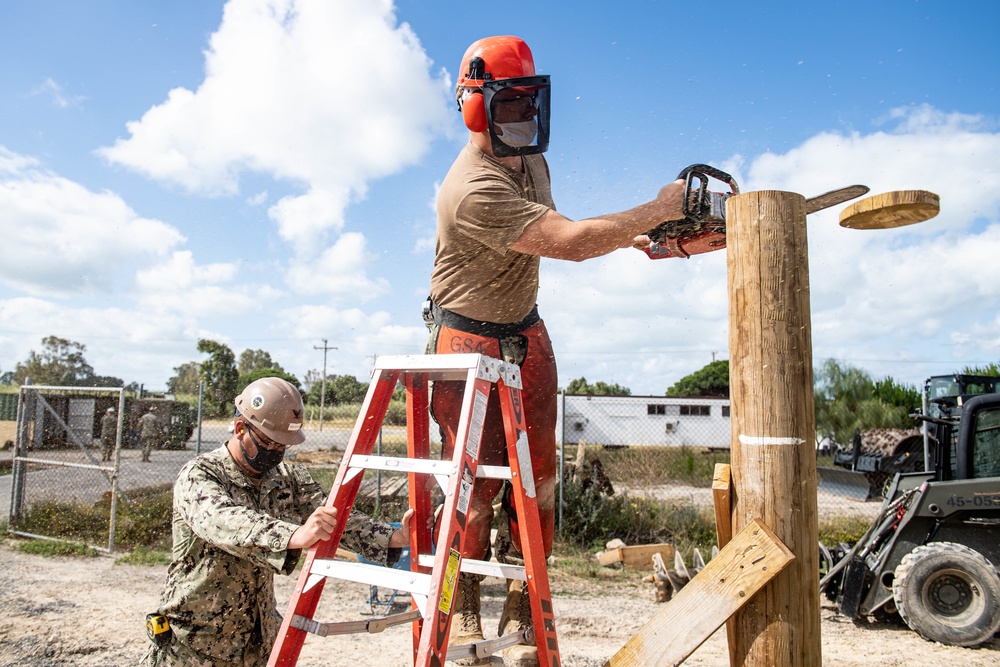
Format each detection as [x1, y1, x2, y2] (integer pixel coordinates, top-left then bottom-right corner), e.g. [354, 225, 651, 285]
[461, 92, 488, 133]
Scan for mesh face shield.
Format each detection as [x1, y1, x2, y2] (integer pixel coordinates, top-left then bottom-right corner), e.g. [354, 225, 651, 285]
[483, 76, 551, 157]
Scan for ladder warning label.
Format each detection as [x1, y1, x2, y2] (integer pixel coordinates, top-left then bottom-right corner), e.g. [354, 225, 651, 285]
[438, 549, 462, 614]
[465, 389, 488, 460]
[457, 465, 473, 517]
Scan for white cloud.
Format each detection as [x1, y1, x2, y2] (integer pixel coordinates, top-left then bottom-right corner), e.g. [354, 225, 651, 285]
[536, 105, 1000, 393]
[0, 147, 185, 297]
[29, 78, 85, 109]
[96, 0, 452, 254]
[284, 232, 389, 299]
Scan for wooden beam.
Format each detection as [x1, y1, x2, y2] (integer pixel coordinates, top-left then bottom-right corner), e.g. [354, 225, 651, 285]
[711, 463, 733, 548]
[727, 191, 822, 666]
[712, 463, 738, 666]
[604, 518, 794, 667]
[597, 543, 675, 570]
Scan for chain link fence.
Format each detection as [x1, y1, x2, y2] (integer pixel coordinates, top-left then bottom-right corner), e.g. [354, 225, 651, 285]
[554, 392, 884, 529]
[1, 381, 888, 553]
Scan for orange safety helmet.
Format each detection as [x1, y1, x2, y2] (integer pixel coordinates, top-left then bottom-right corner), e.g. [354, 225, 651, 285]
[455, 35, 550, 157]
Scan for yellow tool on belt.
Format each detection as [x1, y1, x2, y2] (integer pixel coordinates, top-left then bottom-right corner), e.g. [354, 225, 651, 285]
[146, 613, 172, 647]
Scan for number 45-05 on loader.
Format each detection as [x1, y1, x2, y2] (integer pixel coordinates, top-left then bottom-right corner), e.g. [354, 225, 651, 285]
[820, 391, 1000, 647]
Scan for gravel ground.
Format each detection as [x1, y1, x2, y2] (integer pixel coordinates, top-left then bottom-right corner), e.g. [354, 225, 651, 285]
[0, 539, 997, 667]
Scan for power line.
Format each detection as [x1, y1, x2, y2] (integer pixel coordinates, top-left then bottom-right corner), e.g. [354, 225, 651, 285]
[313, 339, 337, 432]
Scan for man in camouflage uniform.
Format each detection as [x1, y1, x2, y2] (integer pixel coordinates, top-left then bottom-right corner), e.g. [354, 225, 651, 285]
[143, 377, 411, 666]
[100, 407, 117, 462]
[138, 409, 161, 463]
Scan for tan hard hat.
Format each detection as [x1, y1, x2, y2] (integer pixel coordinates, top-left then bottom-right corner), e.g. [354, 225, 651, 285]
[234, 377, 306, 446]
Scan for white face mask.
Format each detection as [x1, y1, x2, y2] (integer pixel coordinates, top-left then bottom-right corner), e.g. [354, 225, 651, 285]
[495, 119, 538, 147]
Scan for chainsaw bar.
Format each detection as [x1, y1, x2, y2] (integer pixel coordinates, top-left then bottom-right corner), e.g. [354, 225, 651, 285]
[804, 185, 869, 214]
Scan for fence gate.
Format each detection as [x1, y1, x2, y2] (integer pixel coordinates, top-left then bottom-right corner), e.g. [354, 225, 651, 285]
[8, 385, 126, 553]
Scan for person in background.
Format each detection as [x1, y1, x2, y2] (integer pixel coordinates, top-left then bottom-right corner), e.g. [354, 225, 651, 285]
[137, 408, 161, 463]
[100, 407, 117, 462]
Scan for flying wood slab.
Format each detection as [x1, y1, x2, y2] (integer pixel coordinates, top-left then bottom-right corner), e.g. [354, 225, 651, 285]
[839, 190, 940, 229]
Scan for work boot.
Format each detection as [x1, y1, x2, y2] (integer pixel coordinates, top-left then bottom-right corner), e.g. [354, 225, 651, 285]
[498, 578, 537, 667]
[449, 573, 488, 665]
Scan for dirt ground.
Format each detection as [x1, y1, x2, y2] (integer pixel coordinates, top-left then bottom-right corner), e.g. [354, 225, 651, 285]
[0, 539, 997, 667]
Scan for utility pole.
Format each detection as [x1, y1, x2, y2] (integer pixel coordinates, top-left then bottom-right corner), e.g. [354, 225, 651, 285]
[314, 338, 337, 431]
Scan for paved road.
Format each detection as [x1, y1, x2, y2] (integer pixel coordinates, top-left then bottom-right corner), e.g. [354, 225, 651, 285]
[0, 424, 356, 521]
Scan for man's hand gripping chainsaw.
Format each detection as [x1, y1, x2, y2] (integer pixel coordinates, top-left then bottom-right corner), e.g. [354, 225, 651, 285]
[643, 164, 738, 259]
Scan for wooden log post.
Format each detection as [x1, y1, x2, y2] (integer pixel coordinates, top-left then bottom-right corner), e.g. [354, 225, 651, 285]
[727, 191, 822, 666]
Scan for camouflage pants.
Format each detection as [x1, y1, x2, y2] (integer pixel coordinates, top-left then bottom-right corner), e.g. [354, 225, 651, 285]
[101, 437, 115, 462]
[142, 637, 265, 667]
[141, 436, 156, 462]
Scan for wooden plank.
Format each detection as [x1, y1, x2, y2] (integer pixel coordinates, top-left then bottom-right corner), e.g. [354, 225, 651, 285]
[604, 518, 794, 667]
[711, 463, 733, 548]
[711, 463, 737, 667]
[597, 543, 675, 571]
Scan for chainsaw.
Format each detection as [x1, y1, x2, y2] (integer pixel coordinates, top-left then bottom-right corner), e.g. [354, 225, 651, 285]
[643, 164, 869, 259]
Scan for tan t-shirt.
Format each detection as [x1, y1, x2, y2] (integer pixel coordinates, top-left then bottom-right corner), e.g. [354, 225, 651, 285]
[430, 144, 555, 324]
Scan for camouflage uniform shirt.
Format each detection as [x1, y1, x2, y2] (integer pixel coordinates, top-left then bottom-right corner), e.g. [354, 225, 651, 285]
[150, 445, 398, 666]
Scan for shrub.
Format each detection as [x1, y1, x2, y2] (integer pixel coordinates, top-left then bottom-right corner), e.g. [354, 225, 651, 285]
[558, 475, 717, 555]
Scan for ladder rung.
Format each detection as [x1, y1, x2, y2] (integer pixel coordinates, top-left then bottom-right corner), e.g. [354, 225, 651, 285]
[351, 455, 456, 476]
[476, 464, 511, 480]
[310, 559, 432, 597]
[349, 456, 511, 481]
[418, 555, 526, 581]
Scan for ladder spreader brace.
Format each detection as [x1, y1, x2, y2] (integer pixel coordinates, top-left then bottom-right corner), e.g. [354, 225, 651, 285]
[268, 353, 561, 667]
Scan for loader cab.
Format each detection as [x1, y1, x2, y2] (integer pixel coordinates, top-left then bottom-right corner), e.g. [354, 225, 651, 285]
[924, 374, 999, 420]
[931, 392, 1000, 481]
[953, 393, 1000, 480]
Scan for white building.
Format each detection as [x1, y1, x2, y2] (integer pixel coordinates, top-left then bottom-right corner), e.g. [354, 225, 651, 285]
[557, 394, 730, 449]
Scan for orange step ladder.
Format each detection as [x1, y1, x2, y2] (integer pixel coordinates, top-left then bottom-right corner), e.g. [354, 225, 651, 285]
[268, 353, 561, 667]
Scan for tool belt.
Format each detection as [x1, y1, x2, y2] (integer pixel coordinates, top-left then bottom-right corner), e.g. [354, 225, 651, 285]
[423, 298, 539, 339]
[423, 299, 537, 367]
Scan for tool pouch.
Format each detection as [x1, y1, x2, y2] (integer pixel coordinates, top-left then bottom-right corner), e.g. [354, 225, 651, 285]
[146, 613, 173, 647]
[499, 334, 529, 367]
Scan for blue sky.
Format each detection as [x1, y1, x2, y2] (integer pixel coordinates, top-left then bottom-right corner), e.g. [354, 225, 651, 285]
[1, 0, 998, 396]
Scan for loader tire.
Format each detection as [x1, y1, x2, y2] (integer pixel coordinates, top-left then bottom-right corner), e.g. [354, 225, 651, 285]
[892, 541, 1000, 647]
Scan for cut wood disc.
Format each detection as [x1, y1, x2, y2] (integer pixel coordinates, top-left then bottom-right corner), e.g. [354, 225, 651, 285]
[839, 190, 940, 229]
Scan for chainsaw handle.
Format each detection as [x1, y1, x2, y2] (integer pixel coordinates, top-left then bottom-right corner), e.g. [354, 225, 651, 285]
[675, 164, 740, 194]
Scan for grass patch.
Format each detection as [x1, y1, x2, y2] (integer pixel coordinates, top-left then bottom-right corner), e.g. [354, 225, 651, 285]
[596, 445, 731, 488]
[116, 545, 171, 566]
[18, 538, 99, 557]
[0, 459, 11, 475]
[818, 514, 871, 547]
[13, 485, 174, 552]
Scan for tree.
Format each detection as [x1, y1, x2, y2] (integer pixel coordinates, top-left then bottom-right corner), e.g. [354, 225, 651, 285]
[305, 374, 368, 406]
[238, 349, 284, 375]
[814, 359, 916, 447]
[197, 339, 239, 418]
[872, 376, 921, 411]
[961, 363, 1000, 376]
[665, 360, 729, 398]
[167, 361, 201, 395]
[237, 368, 302, 393]
[13, 336, 95, 386]
[564, 377, 631, 396]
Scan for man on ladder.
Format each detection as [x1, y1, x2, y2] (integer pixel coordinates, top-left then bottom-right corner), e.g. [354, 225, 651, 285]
[426, 35, 689, 666]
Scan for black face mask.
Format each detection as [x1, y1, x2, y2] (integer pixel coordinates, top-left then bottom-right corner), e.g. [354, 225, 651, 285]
[239, 425, 285, 474]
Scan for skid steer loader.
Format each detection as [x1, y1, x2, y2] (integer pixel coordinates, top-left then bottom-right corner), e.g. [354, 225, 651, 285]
[820, 390, 1000, 647]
